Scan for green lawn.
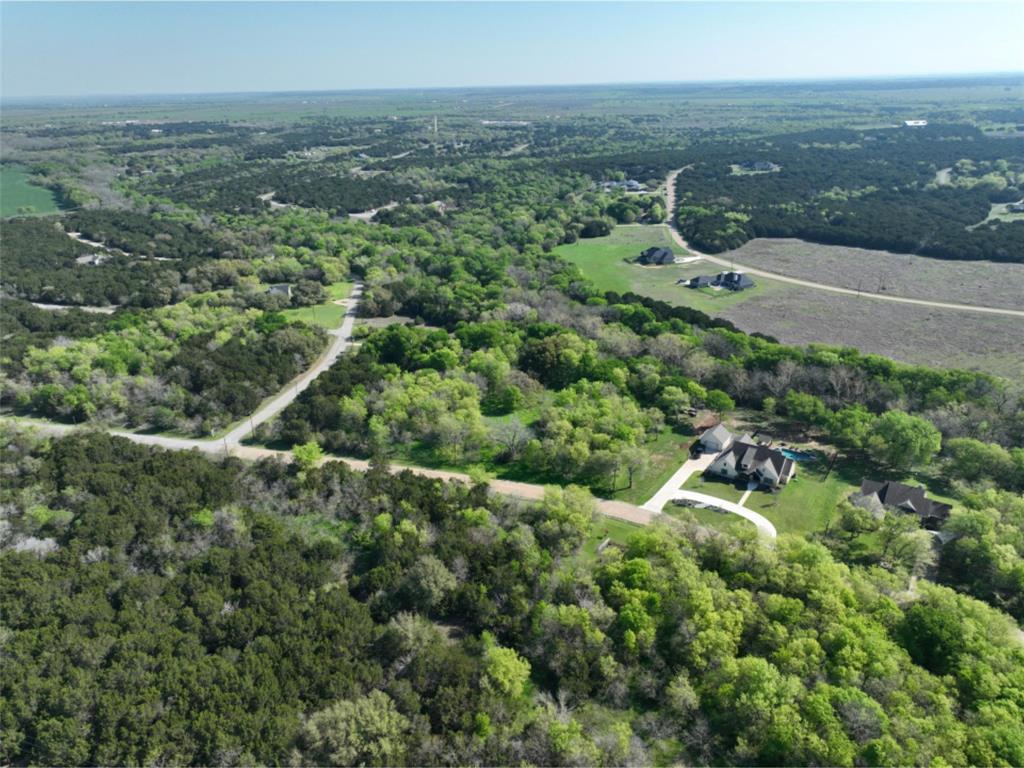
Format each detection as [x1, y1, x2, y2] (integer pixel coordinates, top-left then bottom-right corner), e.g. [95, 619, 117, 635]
[666, 505, 758, 536]
[282, 281, 353, 328]
[676, 451, 857, 536]
[681, 472, 745, 502]
[578, 516, 644, 564]
[743, 456, 856, 536]
[554, 224, 784, 315]
[608, 428, 695, 505]
[1, 165, 62, 217]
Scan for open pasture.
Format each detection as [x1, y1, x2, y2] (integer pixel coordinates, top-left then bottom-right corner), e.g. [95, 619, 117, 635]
[724, 238, 1024, 311]
[555, 225, 784, 314]
[0, 165, 62, 217]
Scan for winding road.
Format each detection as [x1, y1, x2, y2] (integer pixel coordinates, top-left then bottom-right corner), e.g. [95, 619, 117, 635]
[663, 169, 1024, 319]
[5, 280, 658, 526]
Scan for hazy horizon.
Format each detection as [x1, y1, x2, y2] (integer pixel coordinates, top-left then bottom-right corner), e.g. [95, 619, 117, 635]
[3, 2, 1022, 100]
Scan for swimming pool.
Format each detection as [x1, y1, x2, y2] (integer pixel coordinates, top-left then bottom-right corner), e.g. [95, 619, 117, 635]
[780, 448, 815, 461]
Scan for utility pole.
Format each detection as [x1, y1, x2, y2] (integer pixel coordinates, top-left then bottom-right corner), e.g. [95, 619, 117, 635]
[249, 414, 256, 441]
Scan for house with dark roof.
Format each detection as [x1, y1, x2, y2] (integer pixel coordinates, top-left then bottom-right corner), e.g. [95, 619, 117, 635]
[718, 271, 755, 291]
[707, 439, 796, 489]
[683, 271, 756, 291]
[637, 247, 675, 265]
[684, 275, 717, 288]
[852, 480, 952, 530]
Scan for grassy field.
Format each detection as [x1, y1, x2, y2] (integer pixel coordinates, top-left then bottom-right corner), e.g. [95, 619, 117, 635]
[607, 428, 695, 505]
[677, 451, 857, 536]
[970, 201, 1024, 228]
[1, 165, 62, 217]
[578, 517, 645, 564]
[718, 287, 1024, 381]
[555, 227, 1023, 381]
[282, 282, 353, 328]
[554, 225, 786, 314]
[724, 237, 1024, 311]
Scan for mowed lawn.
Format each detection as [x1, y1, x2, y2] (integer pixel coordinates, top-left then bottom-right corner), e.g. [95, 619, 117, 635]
[1, 166, 63, 217]
[554, 224, 786, 315]
[677, 451, 856, 536]
[282, 282, 353, 328]
[608, 427, 696, 505]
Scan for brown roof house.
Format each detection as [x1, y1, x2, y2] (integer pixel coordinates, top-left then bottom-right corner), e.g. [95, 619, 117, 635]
[851, 480, 952, 530]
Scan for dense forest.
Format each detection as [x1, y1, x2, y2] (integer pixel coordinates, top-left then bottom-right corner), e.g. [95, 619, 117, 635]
[2, 430, 1023, 766]
[673, 125, 1024, 261]
[2, 79, 1023, 767]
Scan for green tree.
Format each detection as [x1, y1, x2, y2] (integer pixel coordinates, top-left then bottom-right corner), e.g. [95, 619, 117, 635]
[291, 439, 324, 472]
[867, 411, 941, 469]
[302, 691, 412, 767]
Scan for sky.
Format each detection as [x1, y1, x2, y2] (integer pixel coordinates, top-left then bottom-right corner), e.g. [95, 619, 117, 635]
[2, 1, 1022, 99]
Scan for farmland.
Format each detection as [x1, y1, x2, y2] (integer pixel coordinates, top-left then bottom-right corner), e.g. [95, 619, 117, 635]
[718, 287, 1024, 381]
[724, 238, 1024, 311]
[561, 226, 1024, 380]
[0, 165, 62, 217]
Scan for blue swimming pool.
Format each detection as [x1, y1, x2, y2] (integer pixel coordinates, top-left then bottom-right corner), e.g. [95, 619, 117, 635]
[780, 448, 815, 462]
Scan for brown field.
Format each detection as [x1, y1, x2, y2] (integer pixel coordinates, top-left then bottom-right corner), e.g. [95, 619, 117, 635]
[725, 238, 1024, 311]
[717, 288, 1024, 382]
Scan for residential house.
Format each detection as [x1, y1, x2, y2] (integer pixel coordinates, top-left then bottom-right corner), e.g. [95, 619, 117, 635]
[684, 271, 756, 291]
[637, 247, 675, 265]
[903, 120, 928, 127]
[266, 283, 293, 298]
[852, 480, 952, 530]
[718, 271, 755, 291]
[698, 424, 734, 454]
[707, 439, 796, 489]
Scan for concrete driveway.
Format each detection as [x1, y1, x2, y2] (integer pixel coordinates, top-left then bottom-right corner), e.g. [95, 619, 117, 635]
[642, 450, 716, 513]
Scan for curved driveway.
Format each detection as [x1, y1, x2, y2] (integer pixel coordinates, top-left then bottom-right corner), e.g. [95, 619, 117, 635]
[668, 490, 777, 538]
[664, 169, 1024, 319]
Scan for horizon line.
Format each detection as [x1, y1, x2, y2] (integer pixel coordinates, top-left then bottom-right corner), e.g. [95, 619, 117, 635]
[3, 70, 1022, 106]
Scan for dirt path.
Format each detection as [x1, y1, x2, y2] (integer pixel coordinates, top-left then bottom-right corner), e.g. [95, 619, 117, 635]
[4, 416, 652, 526]
[30, 302, 117, 314]
[663, 169, 1024, 319]
[221, 285, 363, 444]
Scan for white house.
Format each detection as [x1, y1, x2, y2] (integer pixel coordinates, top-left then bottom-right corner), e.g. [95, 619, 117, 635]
[903, 120, 928, 127]
[707, 440, 796, 489]
[698, 424, 734, 454]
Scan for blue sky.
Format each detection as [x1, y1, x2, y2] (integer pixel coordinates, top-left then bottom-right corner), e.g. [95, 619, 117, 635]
[2, 2, 1022, 98]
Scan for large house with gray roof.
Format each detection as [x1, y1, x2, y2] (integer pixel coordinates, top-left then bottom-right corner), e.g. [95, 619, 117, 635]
[851, 480, 952, 530]
[699, 425, 796, 489]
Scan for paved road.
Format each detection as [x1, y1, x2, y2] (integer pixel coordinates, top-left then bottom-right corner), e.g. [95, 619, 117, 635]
[222, 285, 363, 444]
[664, 169, 1024, 319]
[642, 451, 716, 513]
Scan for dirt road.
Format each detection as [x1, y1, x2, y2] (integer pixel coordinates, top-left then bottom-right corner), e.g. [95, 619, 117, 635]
[222, 285, 363, 444]
[663, 169, 1024, 319]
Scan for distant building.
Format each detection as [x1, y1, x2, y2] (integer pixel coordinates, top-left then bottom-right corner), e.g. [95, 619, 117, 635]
[718, 271, 755, 291]
[851, 480, 952, 530]
[1006, 201, 1024, 213]
[739, 160, 780, 173]
[903, 120, 928, 127]
[684, 271, 755, 291]
[637, 247, 675, 265]
[266, 283, 293, 298]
